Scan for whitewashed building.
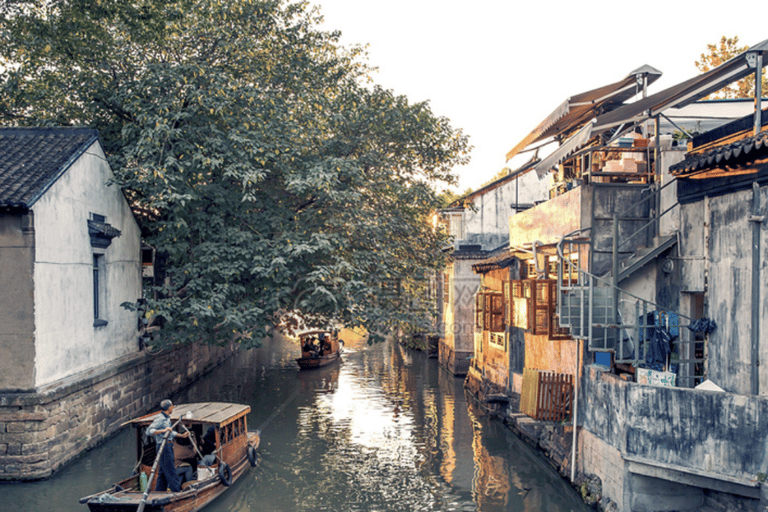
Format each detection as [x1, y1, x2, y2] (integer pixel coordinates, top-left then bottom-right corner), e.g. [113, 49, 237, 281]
[436, 160, 548, 375]
[0, 127, 142, 392]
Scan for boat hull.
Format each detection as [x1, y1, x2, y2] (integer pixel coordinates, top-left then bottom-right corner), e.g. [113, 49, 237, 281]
[296, 351, 341, 370]
[80, 404, 259, 512]
[83, 455, 252, 512]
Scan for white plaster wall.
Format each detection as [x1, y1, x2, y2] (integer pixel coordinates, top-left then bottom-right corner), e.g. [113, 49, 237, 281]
[32, 141, 141, 388]
[448, 260, 480, 352]
[461, 171, 549, 250]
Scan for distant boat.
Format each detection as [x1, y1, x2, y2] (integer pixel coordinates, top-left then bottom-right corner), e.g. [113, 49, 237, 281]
[296, 329, 343, 370]
[80, 402, 260, 512]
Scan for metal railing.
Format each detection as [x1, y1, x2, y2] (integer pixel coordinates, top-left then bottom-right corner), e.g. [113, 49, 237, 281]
[555, 205, 705, 387]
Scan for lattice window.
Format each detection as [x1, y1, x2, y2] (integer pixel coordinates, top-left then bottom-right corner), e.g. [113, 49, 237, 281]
[490, 294, 504, 332]
[489, 332, 506, 350]
[475, 292, 484, 329]
[503, 281, 511, 328]
[548, 256, 558, 280]
[475, 292, 505, 332]
[512, 280, 523, 298]
[550, 281, 571, 339]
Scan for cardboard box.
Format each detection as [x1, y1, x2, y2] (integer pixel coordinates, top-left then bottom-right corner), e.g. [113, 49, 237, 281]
[636, 368, 676, 387]
[197, 467, 215, 481]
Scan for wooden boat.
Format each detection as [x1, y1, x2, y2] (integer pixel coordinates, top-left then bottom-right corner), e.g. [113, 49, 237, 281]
[296, 329, 343, 369]
[80, 402, 260, 511]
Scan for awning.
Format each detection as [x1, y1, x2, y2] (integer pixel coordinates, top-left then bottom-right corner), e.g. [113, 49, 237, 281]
[593, 39, 768, 133]
[533, 120, 596, 177]
[506, 65, 662, 161]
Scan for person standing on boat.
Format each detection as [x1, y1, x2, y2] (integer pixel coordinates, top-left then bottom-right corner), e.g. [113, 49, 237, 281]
[147, 399, 189, 492]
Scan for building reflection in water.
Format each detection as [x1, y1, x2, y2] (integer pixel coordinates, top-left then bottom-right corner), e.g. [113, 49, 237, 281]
[293, 340, 586, 512]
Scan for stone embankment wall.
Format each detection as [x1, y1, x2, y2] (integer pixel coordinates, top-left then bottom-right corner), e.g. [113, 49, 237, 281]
[0, 343, 237, 481]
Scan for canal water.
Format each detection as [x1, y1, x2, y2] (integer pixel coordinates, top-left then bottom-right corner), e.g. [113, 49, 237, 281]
[3, 334, 590, 512]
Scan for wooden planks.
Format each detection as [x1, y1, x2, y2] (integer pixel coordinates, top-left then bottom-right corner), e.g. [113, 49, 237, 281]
[127, 403, 250, 427]
[521, 369, 574, 422]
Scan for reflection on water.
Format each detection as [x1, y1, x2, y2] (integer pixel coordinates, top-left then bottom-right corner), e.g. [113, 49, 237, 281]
[2, 334, 589, 512]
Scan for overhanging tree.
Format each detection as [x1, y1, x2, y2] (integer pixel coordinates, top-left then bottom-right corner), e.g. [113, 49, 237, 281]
[1, 0, 470, 347]
[695, 35, 768, 99]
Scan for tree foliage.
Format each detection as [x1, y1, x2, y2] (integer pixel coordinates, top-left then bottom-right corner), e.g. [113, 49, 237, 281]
[695, 36, 768, 99]
[0, 0, 470, 347]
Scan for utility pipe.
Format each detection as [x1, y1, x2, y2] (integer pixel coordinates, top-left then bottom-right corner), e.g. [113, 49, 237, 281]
[754, 54, 763, 136]
[750, 183, 763, 395]
[570, 338, 580, 483]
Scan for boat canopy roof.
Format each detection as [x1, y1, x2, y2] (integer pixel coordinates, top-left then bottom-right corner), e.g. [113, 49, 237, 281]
[125, 402, 250, 428]
[298, 329, 334, 338]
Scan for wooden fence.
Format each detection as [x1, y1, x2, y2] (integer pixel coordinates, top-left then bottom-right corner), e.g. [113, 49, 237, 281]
[521, 368, 574, 422]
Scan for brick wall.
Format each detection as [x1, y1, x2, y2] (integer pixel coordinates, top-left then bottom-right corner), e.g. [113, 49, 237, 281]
[0, 342, 236, 481]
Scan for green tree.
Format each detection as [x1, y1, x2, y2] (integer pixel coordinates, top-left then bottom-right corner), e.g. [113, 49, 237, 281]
[695, 36, 768, 99]
[1, 0, 470, 347]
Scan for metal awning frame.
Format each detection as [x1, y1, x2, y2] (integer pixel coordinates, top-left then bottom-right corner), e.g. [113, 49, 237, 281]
[506, 66, 662, 162]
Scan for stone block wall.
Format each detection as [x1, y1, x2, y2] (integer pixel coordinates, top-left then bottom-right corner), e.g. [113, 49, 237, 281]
[578, 428, 627, 509]
[0, 342, 236, 481]
[439, 340, 470, 376]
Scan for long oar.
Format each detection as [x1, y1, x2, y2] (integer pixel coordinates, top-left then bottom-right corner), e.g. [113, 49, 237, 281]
[137, 419, 181, 512]
[178, 422, 208, 464]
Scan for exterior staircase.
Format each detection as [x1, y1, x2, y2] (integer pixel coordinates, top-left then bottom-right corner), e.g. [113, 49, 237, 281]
[555, 185, 690, 369]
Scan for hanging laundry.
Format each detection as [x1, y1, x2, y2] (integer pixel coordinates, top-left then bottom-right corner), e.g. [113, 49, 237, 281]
[687, 318, 717, 334]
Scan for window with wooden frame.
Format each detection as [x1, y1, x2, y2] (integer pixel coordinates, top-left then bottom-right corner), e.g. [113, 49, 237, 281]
[512, 280, 523, 299]
[503, 281, 511, 328]
[475, 291, 504, 332]
[549, 281, 571, 339]
[531, 279, 550, 335]
[475, 292, 484, 329]
[489, 332, 506, 350]
[510, 280, 527, 330]
[547, 256, 558, 280]
[521, 279, 572, 338]
[484, 293, 492, 332]
[490, 293, 504, 332]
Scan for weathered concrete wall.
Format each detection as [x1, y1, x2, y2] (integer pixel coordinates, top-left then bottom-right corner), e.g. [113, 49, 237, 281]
[510, 186, 582, 247]
[581, 366, 768, 484]
[679, 185, 768, 395]
[586, 184, 652, 277]
[32, 141, 142, 388]
[0, 342, 237, 481]
[659, 148, 685, 237]
[0, 213, 35, 391]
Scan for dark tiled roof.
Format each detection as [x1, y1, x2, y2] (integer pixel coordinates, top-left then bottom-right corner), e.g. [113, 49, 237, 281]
[472, 250, 515, 273]
[0, 127, 99, 209]
[670, 130, 768, 176]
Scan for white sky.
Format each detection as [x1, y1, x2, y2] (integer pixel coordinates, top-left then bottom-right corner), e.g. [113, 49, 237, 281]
[308, 0, 767, 193]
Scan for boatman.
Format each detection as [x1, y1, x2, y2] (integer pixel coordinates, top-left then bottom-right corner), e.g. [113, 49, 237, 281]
[147, 399, 189, 492]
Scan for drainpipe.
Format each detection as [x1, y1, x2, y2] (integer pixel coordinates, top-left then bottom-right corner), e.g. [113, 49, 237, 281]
[570, 339, 580, 483]
[749, 52, 763, 135]
[750, 183, 764, 395]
